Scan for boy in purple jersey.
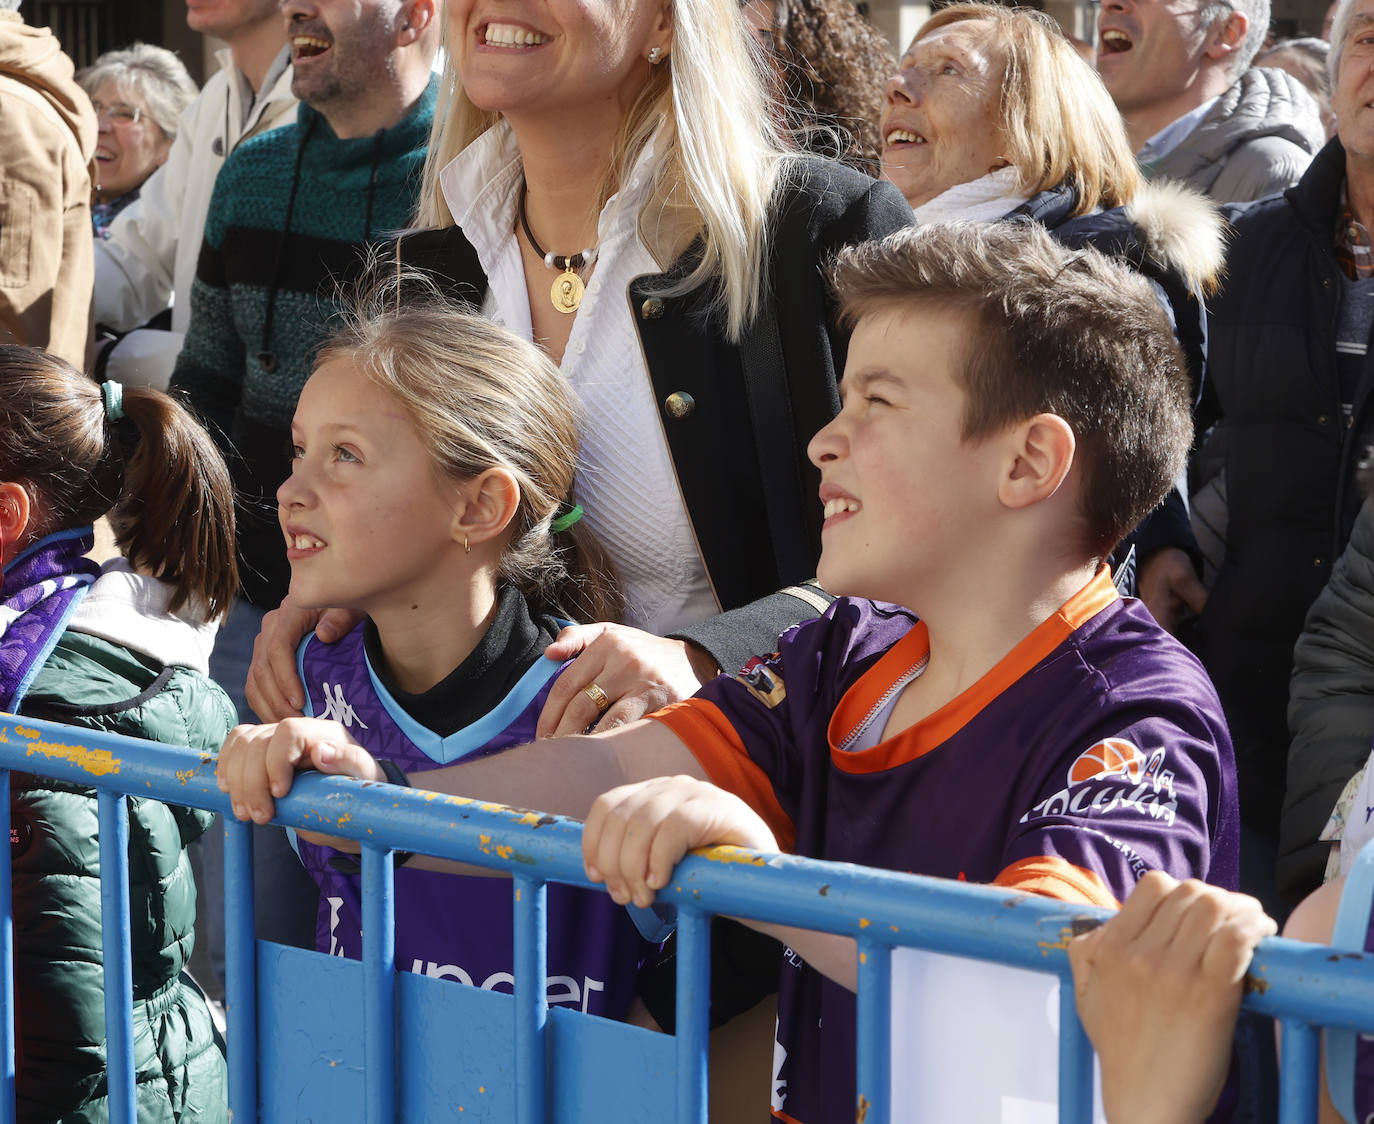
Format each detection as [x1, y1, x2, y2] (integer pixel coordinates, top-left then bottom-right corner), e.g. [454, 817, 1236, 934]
[219, 223, 1240, 1121]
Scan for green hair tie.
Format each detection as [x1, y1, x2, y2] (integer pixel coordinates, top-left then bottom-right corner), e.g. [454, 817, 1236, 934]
[551, 503, 583, 534]
[101, 380, 124, 422]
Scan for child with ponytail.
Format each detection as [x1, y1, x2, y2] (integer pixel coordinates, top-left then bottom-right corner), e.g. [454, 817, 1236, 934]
[0, 346, 236, 1121]
[220, 281, 655, 1017]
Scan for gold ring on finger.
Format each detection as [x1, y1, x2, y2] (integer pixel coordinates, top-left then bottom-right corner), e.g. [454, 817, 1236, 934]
[582, 681, 610, 712]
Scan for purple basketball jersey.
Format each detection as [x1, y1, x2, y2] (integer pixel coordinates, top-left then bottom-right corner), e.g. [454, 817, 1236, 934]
[293, 625, 652, 1018]
[654, 568, 1239, 1124]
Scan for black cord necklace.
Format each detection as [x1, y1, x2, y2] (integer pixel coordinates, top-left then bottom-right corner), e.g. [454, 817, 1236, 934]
[518, 180, 598, 315]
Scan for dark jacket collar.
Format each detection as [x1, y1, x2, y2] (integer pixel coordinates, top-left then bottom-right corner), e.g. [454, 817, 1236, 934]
[1285, 136, 1348, 240]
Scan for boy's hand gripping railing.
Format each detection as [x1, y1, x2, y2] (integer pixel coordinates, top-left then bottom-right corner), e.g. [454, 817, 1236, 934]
[0, 714, 1370, 1124]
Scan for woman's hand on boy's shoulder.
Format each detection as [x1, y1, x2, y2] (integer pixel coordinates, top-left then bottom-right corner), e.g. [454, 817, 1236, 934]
[216, 717, 382, 825]
[245, 598, 363, 721]
[538, 624, 717, 738]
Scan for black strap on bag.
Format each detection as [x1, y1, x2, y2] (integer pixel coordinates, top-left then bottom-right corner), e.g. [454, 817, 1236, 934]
[738, 292, 815, 585]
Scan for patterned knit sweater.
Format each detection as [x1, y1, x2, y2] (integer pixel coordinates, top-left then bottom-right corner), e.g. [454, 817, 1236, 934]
[172, 77, 437, 608]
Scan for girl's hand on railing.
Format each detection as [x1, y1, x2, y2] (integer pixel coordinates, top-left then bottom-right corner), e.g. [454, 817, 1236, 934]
[1067, 871, 1276, 1124]
[216, 717, 382, 824]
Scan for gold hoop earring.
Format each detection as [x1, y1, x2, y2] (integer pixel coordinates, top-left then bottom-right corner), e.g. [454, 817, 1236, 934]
[463, 533, 470, 554]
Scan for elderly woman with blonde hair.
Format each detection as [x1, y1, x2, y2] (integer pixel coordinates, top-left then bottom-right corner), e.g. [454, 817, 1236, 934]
[882, 1, 1226, 628]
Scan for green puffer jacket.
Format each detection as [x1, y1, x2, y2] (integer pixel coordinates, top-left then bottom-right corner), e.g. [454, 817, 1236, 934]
[11, 621, 233, 1122]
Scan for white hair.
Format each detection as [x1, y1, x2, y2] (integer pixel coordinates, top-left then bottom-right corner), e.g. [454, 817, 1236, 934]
[1330, 0, 1364, 84]
[77, 43, 197, 140]
[414, 0, 791, 342]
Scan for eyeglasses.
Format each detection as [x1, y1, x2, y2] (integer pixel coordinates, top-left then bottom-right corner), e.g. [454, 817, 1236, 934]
[90, 100, 144, 126]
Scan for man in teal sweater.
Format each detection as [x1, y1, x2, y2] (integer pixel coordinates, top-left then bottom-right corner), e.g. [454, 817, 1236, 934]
[173, 0, 439, 616]
[171, 0, 439, 957]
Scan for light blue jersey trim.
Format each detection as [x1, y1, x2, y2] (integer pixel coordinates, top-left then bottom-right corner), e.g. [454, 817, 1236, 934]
[1325, 837, 1374, 1123]
[357, 644, 563, 765]
[297, 636, 315, 718]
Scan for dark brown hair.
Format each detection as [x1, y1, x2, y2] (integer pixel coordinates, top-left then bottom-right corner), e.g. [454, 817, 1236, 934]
[0, 346, 238, 620]
[770, 0, 895, 175]
[830, 222, 1192, 557]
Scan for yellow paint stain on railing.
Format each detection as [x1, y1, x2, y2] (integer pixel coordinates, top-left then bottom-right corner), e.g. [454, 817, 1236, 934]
[1036, 927, 1075, 956]
[175, 768, 199, 786]
[336, 814, 352, 828]
[19, 732, 121, 777]
[858, 918, 870, 929]
[697, 844, 765, 867]
[494, 844, 514, 861]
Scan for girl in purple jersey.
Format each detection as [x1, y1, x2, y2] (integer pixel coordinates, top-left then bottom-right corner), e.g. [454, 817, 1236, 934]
[219, 275, 659, 1019]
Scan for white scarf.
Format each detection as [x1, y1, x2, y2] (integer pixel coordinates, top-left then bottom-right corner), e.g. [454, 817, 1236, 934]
[910, 167, 1033, 226]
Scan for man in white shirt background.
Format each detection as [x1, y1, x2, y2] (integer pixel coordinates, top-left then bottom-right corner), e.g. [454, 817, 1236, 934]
[93, 0, 296, 387]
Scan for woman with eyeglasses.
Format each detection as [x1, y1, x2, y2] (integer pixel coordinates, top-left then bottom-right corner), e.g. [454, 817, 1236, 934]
[78, 44, 197, 239]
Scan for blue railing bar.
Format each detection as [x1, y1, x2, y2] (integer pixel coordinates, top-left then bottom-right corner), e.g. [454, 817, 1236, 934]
[5, 718, 1374, 1034]
[1278, 1019, 1319, 1124]
[674, 906, 710, 1124]
[1057, 971, 1094, 1124]
[513, 875, 547, 1124]
[362, 844, 397, 1124]
[96, 792, 136, 1124]
[855, 937, 892, 1124]
[0, 770, 13, 1124]
[223, 818, 257, 1124]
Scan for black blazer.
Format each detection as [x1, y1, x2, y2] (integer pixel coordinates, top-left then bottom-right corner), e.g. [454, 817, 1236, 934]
[397, 157, 913, 673]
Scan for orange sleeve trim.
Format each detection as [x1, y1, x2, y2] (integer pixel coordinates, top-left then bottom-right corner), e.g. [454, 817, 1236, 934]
[992, 855, 1120, 909]
[651, 700, 797, 854]
[772, 1110, 807, 1124]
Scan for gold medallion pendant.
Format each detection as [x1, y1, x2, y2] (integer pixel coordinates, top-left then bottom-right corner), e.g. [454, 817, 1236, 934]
[552, 267, 584, 314]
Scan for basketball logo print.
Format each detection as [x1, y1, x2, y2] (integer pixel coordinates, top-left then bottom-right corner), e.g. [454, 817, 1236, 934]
[1067, 738, 1146, 786]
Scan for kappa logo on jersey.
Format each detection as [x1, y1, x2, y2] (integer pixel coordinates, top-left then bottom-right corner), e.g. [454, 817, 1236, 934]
[319, 681, 368, 729]
[1021, 739, 1179, 827]
[736, 654, 787, 709]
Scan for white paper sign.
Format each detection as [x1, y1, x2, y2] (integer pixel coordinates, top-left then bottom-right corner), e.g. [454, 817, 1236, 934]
[889, 947, 1107, 1123]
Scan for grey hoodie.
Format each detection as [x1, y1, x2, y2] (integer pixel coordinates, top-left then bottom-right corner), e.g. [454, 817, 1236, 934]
[1145, 67, 1325, 203]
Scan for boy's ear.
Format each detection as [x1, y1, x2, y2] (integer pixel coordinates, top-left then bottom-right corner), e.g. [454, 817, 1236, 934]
[453, 468, 522, 550]
[0, 482, 31, 563]
[998, 413, 1075, 511]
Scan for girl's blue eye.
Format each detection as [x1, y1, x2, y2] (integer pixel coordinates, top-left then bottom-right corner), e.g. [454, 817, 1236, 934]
[333, 445, 359, 464]
[291, 444, 304, 459]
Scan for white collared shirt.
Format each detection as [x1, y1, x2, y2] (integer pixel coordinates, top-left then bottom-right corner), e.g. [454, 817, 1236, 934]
[439, 124, 719, 635]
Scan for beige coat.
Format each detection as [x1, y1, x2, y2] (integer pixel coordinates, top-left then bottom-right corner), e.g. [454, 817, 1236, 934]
[0, 11, 95, 369]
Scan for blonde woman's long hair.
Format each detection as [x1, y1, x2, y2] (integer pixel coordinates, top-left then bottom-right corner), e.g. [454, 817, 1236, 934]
[914, 4, 1142, 216]
[415, 0, 791, 341]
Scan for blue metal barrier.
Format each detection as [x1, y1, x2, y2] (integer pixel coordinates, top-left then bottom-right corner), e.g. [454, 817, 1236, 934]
[0, 713, 1371, 1123]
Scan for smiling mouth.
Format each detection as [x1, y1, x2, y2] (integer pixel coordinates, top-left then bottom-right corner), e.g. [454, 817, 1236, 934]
[823, 497, 861, 519]
[884, 128, 926, 147]
[1098, 29, 1133, 54]
[95, 148, 115, 161]
[288, 532, 326, 551]
[292, 35, 331, 60]
[483, 22, 551, 47]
